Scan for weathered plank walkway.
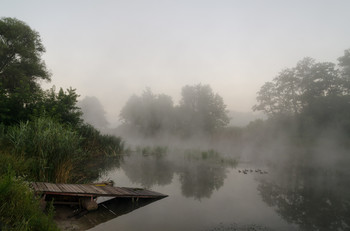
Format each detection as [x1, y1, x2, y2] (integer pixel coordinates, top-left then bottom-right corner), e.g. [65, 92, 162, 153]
[31, 182, 168, 199]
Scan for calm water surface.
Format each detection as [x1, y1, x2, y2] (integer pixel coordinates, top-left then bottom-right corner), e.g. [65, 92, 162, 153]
[85, 152, 350, 231]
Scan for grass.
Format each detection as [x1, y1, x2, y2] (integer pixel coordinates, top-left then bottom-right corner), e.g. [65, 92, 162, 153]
[0, 167, 59, 231]
[184, 148, 238, 167]
[4, 117, 82, 183]
[0, 117, 126, 230]
[78, 123, 125, 157]
[136, 145, 168, 157]
[2, 118, 125, 183]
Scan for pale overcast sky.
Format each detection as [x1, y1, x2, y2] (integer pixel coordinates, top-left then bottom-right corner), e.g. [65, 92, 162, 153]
[2, 0, 350, 125]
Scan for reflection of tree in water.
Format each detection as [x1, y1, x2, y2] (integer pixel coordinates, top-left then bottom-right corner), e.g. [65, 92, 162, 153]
[257, 164, 350, 230]
[73, 156, 124, 183]
[121, 150, 236, 199]
[121, 154, 175, 188]
[180, 158, 227, 199]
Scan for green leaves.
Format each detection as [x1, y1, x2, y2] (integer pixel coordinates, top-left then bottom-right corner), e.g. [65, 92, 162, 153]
[5, 117, 82, 183]
[254, 51, 350, 118]
[33, 87, 83, 126]
[179, 84, 229, 134]
[0, 17, 50, 125]
[120, 84, 229, 136]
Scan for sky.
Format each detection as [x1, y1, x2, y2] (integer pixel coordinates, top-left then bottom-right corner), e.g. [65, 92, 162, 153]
[2, 0, 350, 125]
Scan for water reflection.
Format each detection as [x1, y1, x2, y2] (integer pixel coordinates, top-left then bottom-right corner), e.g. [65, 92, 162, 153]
[121, 149, 237, 199]
[257, 163, 350, 230]
[87, 149, 350, 230]
[73, 156, 124, 183]
[121, 153, 175, 188]
[68, 198, 162, 230]
[180, 153, 229, 199]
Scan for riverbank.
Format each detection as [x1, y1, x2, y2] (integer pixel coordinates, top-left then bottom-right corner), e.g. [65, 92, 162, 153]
[0, 118, 125, 230]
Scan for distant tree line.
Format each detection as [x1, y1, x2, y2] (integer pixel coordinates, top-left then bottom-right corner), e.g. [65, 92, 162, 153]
[253, 49, 350, 143]
[119, 84, 230, 136]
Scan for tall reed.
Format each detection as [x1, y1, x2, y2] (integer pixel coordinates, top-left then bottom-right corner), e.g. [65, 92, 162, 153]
[5, 117, 82, 183]
[78, 123, 125, 157]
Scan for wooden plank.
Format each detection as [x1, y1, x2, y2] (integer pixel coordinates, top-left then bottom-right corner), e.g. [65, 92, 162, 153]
[78, 184, 100, 195]
[50, 183, 62, 192]
[114, 187, 135, 195]
[56, 183, 70, 193]
[34, 182, 42, 191]
[91, 185, 110, 195]
[75, 184, 90, 194]
[31, 182, 38, 191]
[100, 186, 122, 195]
[69, 184, 85, 193]
[120, 187, 143, 196]
[37, 182, 48, 192]
[45, 183, 61, 192]
[31, 182, 168, 199]
[64, 184, 79, 193]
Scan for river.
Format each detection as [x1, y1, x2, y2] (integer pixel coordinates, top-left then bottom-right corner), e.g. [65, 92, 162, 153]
[79, 149, 350, 231]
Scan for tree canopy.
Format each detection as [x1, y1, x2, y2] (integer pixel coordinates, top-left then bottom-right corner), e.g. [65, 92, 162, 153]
[253, 51, 350, 120]
[178, 84, 229, 134]
[120, 88, 174, 135]
[119, 84, 229, 136]
[0, 17, 50, 124]
[78, 96, 109, 129]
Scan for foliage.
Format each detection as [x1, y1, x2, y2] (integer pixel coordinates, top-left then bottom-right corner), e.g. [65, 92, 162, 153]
[33, 86, 83, 126]
[178, 84, 229, 134]
[184, 148, 238, 167]
[0, 17, 50, 125]
[120, 88, 175, 135]
[253, 49, 350, 138]
[253, 57, 348, 117]
[4, 117, 82, 183]
[78, 123, 124, 157]
[120, 84, 229, 136]
[0, 170, 59, 231]
[136, 145, 168, 157]
[78, 96, 109, 129]
[338, 49, 350, 87]
[0, 17, 127, 229]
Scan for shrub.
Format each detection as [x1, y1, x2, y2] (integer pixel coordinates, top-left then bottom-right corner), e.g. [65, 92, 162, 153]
[0, 170, 59, 231]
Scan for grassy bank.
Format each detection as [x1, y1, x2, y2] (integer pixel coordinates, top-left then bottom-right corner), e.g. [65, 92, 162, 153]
[0, 166, 59, 231]
[0, 117, 125, 230]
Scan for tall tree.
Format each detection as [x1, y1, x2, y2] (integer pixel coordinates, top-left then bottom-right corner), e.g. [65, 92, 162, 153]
[0, 17, 50, 124]
[253, 55, 348, 118]
[78, 96, 109, 129]
[338, 49, 350, 93]
[33, 87, 82, 126]
[178, 84, 229, 134]
[120, 88, 174, 135]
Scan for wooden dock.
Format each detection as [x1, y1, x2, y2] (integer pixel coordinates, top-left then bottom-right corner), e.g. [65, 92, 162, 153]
[31, 182, 168, 199]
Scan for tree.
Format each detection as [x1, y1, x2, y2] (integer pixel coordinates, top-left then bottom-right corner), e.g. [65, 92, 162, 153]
[78, 96, 109, 129]
[120, 88, 175, 135]
[338, 49, 350, 93]
[120, 85, 229, 136]
[33, 87, 83, 126]
[178, 84, 229, 134]
[0, 17, 50, 124]
[253, 54, 349, 118]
